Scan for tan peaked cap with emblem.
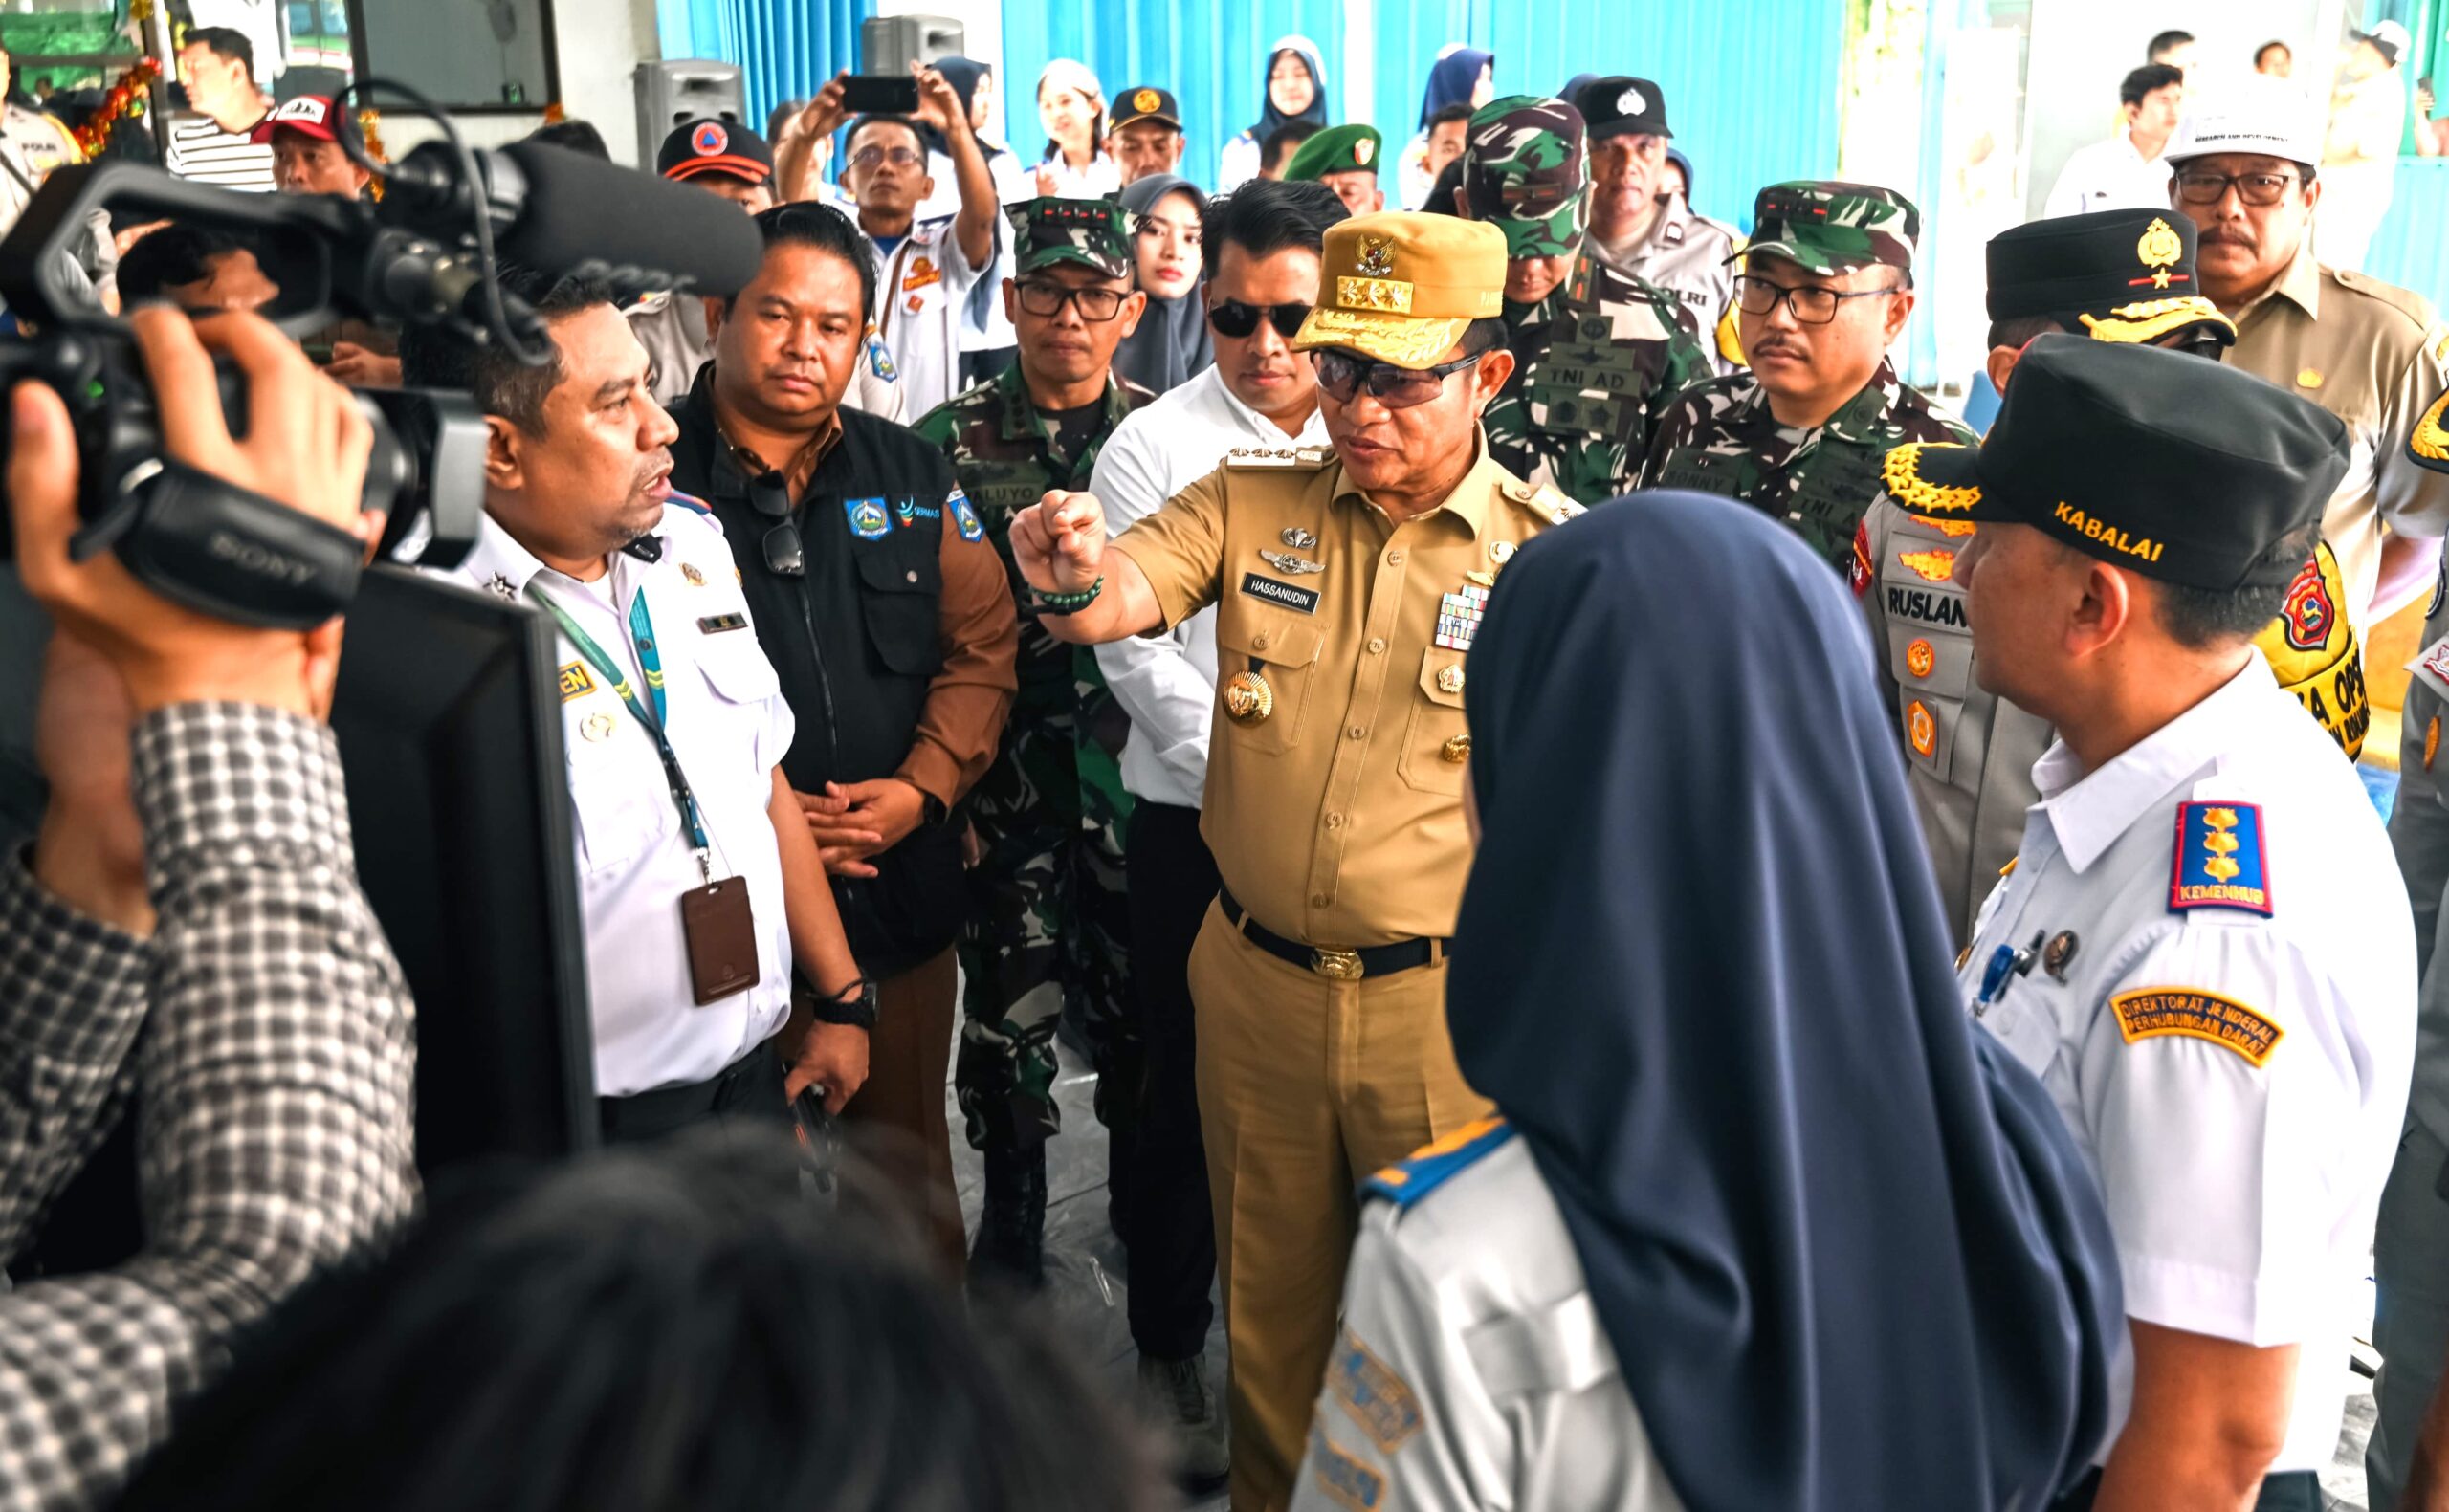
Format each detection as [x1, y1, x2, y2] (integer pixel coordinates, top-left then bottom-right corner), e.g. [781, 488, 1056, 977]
[1290, 211, 1507, 369]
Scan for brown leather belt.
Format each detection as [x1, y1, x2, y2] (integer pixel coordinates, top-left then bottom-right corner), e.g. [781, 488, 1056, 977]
[1218, 888, 1445, 980]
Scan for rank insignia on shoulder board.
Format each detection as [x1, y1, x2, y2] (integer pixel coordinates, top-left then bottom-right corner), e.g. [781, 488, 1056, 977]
[2168, 801, 2272, 916]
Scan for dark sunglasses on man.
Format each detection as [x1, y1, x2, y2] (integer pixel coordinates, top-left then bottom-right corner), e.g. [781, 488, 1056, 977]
[742, 470, 805, 578]
[1311, 347, 1485, 410]
[1207, 298, 1311, 340]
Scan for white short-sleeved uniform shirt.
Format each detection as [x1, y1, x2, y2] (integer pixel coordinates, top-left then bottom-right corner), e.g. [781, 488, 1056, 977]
[442, 502, 799, 1099]
[865, 212, 994, 417]
[1960, 652, 2415, 1474]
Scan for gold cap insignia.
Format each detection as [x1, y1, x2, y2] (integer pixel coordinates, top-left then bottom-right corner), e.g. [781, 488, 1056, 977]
[1133, 89, 1162, 114]
[2137, 217, 2183, 289]
[1355, 137, 1375, 166]
[1356, 233, 1396, 278]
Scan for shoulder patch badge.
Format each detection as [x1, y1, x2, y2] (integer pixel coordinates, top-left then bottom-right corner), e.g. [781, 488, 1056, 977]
[1849, 518, 1873, 597]
[1329, 1327, 1423, 1453]
[948, 487, 984, 542]
[557, 661, 596, 702]
[2168, 801, 2272, 916]
[2110, 986, 2284, 1068]
[1362, 1116, 1514, 1207]
[845, 496, 894, 540]
[1309, 1425, 1389, 1512]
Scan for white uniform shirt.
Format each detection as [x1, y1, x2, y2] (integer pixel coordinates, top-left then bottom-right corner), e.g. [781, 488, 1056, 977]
[1088, 366, 1330, 809]
[1291, 1127, 1687, 1512]
[863, 212, 995, 418]
[442, 504, 800, 1099]
[1960, 652, 2415, 1474]
[2042, 130, 2174, 218]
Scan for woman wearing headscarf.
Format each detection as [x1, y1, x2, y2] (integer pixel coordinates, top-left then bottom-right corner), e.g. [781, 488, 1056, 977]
[1112, 174, 1211, 395]
[1033, 58, 1117, 198]
[1397, 45, 1494, 209]
[1291, 494, 2125, 1512]
[1219, 35, 1328, 191]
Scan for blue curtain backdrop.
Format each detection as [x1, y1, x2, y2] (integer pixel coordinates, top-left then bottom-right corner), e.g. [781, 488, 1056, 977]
[1369, 0, 1846, 230]
[997, 0, 1347, 191]
[659, 0, 871, 128]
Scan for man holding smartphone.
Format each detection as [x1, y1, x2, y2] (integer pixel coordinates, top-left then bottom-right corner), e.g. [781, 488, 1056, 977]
[783, 65, 1002, 416]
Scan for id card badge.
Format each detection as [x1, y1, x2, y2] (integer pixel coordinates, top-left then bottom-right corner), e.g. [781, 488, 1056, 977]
[679, 876, 760, 1005]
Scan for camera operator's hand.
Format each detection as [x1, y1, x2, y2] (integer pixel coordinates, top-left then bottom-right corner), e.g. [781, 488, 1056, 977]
[31, 631, 151, 933]
[10, 307, 375, 717]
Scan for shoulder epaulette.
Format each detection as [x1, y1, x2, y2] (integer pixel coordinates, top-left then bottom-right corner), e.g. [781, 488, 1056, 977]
[2331, 268, 2440, 333]
[1500, 478, 1583, 524]
[1361, 1117, 1516, 1209]
[2168, 800, 2272, 917]
[1224, 446, 1333, 470]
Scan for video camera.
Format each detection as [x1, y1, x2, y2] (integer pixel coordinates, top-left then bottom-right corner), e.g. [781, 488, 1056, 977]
[0, 83, 761, 628]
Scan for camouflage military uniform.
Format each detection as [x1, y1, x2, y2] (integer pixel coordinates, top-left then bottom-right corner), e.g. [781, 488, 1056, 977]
[1460, 96, 1709, 504]
[910, 202, 1158, 1165]
[1638, 181, 1972, 566]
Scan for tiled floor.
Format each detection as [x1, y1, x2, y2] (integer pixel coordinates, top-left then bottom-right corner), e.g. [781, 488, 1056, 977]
[960, 1035, 2382, 1511]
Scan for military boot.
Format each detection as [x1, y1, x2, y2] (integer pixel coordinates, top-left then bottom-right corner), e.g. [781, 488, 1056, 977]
[969, 1142, 1048, 1290]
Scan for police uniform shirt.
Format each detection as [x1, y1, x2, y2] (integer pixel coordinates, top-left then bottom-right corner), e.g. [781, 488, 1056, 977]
[864, 211, 996, 418]
[1112, 434, 1579, 946]
[1291, 1124, 1687, 1512]
[444, 505, 800, 1099]
[1959, 651, 2414, 1474]
[2226, 246, 2449, 624]
[1588, 198, 1740, 376]
[1087, 364, 1333, 810]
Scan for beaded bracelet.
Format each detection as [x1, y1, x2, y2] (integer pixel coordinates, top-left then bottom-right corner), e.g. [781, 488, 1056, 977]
[1035, 577, 1105, 615]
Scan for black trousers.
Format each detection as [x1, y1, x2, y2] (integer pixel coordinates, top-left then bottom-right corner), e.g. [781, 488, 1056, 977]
[1119, 800, 1221, 1361]
[599, 1041, 791, 1146]
[2049, 1468, 2319, 1512]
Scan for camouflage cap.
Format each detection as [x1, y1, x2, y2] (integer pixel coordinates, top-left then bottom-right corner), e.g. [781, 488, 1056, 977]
[1006, 197, 1137, 279]
[1461, 95, 1589, 259]
[1740, 181, 1920, 276]
[1285, 123, 1382, 183]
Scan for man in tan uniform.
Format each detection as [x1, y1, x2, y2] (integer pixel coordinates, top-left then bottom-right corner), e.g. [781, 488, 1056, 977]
[1009, 211, 1581, 1511]
[2167, 80, 2449, 625]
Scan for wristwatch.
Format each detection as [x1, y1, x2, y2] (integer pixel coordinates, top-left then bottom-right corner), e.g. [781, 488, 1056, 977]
[808, 975, 879, 1030]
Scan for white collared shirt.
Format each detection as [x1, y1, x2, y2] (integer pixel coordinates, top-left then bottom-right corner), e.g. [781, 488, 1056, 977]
[863, 211, 996, 418]
[1960, 650, 2414, 1474]
[2042, 129, 2174, 218]
[1088, 364, 1331, 809]
[438, 503, 799, 1098]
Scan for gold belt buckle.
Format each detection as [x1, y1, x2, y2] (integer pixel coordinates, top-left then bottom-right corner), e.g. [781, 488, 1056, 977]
[1311, 948, 1364, 981]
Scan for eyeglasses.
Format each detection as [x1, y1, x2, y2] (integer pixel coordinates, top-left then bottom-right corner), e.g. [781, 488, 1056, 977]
[1207, 298, 1310, 339]
[1015, 281, 1129, 321]
[1732, 274, 1903, 325]
[2173, 169, 2303, 207]
[1312, 348, 1485, 409]
[742, 471, 805, 578]
[849, 146, 923, 169]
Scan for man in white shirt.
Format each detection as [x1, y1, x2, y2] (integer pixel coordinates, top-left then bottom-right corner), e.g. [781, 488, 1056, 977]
[781, 66, 1001, 416]
[1083, 176, 1346, 1495]
[1897, 336, 2414, 1511]
[403, 267, 876, 1141]
[2045, 63, 2184, 218]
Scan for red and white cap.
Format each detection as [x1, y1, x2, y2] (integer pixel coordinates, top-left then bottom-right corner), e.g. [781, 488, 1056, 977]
[251, 95, 355, 145]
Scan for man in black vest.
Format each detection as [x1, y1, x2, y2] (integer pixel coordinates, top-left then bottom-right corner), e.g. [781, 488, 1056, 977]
[668, 202, 1020, 1267]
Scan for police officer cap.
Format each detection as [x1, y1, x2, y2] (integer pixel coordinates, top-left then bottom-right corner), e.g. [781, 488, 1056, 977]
[1986, 209, 2235, 348]
[1572, 76, 1673, 141]
[1882, 336, 2348, 590]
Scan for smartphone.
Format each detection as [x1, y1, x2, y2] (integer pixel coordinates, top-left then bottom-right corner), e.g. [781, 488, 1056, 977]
[840, 74, 919, 116]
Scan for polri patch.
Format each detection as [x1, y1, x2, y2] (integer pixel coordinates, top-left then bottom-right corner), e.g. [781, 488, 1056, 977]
[1308, 1427, 1388, 1511]
[696, 612, 749, 635]
[1240, 572, 1319, 615]
[845, 496, 893, 540]
[2168, 801, 2272, 916]
[948, 487, 984, 543]
[2110, 987, 2284, 1068]
[1329, 1328, 1423, 1453]
[557, 661, 596, 702]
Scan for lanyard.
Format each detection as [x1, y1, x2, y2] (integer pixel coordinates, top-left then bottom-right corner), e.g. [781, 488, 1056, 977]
[526, 581, 714, 877]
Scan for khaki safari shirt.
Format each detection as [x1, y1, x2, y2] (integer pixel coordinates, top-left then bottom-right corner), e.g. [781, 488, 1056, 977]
[1112, 434, 1580, 947]
[2226, 247, 2449, 624]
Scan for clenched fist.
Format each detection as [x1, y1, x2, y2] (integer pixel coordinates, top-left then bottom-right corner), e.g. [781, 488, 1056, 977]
[1010, 489, 1109, 594]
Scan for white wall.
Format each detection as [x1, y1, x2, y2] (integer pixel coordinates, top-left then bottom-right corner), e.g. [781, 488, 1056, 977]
[2023, 0, 2347, 219]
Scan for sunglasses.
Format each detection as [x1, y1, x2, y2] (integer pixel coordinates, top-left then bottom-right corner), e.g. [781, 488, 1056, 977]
[743, 471, 804, 578]
[1207, 298, 1310, 340]
[1312, 348, 1485, 410]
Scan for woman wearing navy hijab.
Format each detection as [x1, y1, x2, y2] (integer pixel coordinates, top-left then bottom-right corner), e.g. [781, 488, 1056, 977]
[1291, 493, 2124, 1511]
